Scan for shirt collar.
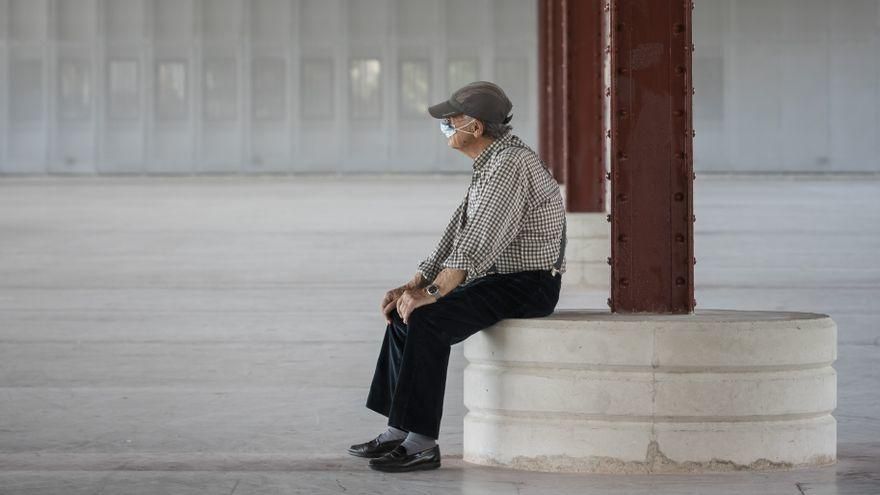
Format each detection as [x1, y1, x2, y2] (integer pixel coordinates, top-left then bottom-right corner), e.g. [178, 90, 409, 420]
[472, 131, 514, 172]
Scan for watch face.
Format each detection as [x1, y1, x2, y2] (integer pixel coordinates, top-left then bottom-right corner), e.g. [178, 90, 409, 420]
[427, 284, 439, 295]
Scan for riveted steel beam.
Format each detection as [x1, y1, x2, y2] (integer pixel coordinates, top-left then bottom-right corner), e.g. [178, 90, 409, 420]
[608, 0, 696, 313]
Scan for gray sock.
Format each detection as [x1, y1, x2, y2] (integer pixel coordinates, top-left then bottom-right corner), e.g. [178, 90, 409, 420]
[376, 425, 407, 443]
[400, 431, 437, 453]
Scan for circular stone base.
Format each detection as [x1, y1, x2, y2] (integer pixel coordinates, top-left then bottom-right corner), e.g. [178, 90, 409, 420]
[462, 310, 837, 474]
[560, 212, 609, 289]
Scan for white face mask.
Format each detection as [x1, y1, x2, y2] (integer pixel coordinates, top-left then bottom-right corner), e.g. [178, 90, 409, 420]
[440, 118, 477, 138]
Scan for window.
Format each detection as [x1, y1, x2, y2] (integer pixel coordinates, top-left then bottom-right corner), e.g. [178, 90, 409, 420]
[156, 60, 188, 121]
[203, 58, 238, 121]
[494, 58, 528, 117]
[10, 59, 43, 123]
[108, 60, 140, 120]
[300, 59, 334, 119]
[399, 60, 429, 118]
[447, 59, 479, 93]
[349, 58, 382, 119]
[694, 56, 724, 122]
[154, 0, 192, 40]
[251, 0, 288, 42]
[252, 57, 287, 121]
[58, 59, 92, 121]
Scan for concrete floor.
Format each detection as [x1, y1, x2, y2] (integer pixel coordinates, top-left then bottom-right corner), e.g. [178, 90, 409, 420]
[0, 174, 878, 494]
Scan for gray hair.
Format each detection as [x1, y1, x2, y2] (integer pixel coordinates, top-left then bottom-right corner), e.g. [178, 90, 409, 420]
[482, 120, 512, 139]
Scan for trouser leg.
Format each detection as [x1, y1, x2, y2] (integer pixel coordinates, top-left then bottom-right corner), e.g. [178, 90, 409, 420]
[381, 270, 561, 440]
[365, 311, 408, 421]
[385, 309, 451, 439]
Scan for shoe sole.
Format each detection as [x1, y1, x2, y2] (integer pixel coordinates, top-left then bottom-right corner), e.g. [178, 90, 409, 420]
[369, 460, 441, 472]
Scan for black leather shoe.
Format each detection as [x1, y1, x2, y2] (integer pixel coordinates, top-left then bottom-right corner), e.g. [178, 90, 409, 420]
[347, 436, 405, 458]
[369, 444, 441, 472]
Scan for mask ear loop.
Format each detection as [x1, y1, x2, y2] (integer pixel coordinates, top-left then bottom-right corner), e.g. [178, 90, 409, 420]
[455, 118, 479, 137]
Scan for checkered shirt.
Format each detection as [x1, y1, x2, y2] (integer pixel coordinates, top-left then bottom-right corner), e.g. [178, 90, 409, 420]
[417, 131, 567, 284]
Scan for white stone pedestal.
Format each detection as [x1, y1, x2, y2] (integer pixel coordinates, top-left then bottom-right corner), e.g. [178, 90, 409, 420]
[462, 310, 837, 474]
[562, 213, 610, 290]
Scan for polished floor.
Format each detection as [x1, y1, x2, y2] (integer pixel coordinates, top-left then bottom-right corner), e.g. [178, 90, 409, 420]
[0, 174, 877, 494]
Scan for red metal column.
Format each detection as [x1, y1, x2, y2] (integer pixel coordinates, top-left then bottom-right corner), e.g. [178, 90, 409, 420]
[609, 0, 695, 313]
[538, 0, 606, 212]
[562, 0, 606, 212]
[551, 0, 566, 183]
[538, 0, 557, 177]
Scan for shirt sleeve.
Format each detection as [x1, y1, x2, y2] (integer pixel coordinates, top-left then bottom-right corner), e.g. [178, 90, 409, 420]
[416, 195, 467, 283]
[441, 152, 529, 276]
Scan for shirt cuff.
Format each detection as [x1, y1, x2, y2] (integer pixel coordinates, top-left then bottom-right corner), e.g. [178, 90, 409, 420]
[441, 249, 476, 275]
[417, 258, 441, 283]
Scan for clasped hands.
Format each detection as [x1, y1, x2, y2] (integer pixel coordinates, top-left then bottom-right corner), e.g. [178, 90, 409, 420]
[380, 285, 436, 325]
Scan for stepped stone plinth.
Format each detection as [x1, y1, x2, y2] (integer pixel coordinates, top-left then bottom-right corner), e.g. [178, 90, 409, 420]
[462, 310, 837, 474]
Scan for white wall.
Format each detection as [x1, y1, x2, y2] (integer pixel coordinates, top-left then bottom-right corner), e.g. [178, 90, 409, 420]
[0, 0, 538, 174]
[693, 0, 880, 172]
[1, 0, 878, 174]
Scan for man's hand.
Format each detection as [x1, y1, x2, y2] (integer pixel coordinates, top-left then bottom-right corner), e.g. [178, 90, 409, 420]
[381, 273, 431, 323]
[396, 288, 437, 324]
[380, 286, 407, 324]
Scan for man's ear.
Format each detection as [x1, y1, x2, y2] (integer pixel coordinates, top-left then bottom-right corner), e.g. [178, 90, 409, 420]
[474, 119, 485, 138]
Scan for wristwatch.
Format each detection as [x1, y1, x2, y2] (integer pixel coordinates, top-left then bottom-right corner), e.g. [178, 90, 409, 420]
[425, 284, 441, 299]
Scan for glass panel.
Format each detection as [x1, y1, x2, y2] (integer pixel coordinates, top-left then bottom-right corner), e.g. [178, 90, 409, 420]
[155, 0, 192, 39]
[156, 60, 188, 121]
[10, 0, 47, 41]
[56, 0, 93, 42]
[300, 59, 334, 119]
[252, 57, 286, 121]
[108, 59, 140, 120]
[494, 58, 528, 117]
[447, 58, 479, 93]
[694, 56, 724, 122]
[446, 0, 480, 38]
[399, 60, 429, 118]
[203, 58, 238, 121]
[300, 0, 335, 39]
[349, 58, 382, 119]
[203, 0, 241, 40]
[348, 0, 385, 37]
[106, 0, 143, 41]
[10, 59, 43, 123]
[396, 0, 433, 37]
[491, 0, 534, 40]
[251, 0, 288, 42]
[58, 59, 92, 121]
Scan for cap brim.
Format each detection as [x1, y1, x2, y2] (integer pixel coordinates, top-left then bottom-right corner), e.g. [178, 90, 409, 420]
[428, 100, 461, 119]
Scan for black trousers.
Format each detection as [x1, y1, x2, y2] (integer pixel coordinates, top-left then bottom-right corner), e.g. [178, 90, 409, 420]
[365, 269, 562, 439]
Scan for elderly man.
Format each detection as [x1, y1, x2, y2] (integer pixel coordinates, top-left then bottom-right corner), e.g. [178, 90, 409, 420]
[348, 81, 567, 472]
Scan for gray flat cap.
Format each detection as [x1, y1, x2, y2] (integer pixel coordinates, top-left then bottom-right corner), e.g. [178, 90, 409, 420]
[428, 81, 513, 124]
